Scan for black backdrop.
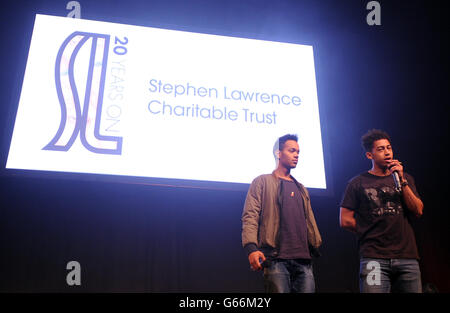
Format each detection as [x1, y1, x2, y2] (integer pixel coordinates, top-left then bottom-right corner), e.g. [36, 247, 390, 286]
[0, 0, 448, 292]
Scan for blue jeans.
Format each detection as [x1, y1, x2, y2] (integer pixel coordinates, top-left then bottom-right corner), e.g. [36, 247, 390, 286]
[359, 258, 422, 293]
[263, 259, 315, 293]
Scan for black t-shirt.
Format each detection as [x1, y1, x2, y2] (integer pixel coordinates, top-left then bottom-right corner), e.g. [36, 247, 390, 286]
[278, 179, 310, 259]
[340, 172, 420, 259]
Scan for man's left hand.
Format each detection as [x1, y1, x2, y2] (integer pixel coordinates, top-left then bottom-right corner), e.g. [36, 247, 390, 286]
[387, 159, 404, 180]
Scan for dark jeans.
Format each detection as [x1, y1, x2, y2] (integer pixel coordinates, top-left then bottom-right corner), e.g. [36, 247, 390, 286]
[263, 259, 315, 293]
[359, 258, 422, 293]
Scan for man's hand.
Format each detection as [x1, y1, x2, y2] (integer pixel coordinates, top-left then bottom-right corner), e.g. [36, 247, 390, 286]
[248, 251, 266, 271]
[387, 159, 404, 180]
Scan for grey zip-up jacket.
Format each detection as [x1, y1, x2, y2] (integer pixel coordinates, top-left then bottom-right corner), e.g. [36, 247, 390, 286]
[241, 172, 322, 258]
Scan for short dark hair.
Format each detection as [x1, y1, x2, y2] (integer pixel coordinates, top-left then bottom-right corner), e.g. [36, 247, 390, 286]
[361, 129, 391, 152]
[273, 134, 298, 158]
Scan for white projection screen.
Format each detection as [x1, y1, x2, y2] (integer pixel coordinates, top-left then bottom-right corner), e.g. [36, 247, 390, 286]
[6, 14, 327, 189]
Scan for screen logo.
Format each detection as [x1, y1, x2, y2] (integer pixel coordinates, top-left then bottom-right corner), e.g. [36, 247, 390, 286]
[43, 31, 122, 155]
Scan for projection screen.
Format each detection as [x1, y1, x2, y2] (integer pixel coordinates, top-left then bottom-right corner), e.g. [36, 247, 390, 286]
[6, 14, 327, 189]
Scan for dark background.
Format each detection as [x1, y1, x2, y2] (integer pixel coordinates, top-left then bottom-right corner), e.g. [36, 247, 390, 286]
[0, 0, 448, 292]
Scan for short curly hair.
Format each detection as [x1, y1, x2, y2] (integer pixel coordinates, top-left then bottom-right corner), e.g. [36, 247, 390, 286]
[361, 129, 391, 152]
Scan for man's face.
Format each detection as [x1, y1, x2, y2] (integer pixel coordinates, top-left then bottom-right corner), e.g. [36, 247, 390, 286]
[278, 140, 299, 169]
[366, 139, 393, 168]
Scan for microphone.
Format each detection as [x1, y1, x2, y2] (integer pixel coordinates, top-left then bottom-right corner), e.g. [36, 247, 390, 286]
[260, 258, 272, 269]
[388, 163, 402, 193]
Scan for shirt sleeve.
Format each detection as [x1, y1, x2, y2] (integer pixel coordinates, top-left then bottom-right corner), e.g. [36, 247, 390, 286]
[241, 176, 263, 252]
[340, 178, 360, 211]
[405, 173, 420, 198]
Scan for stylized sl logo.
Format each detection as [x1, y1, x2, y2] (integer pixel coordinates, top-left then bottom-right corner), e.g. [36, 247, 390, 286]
[44, 32, 122, 154]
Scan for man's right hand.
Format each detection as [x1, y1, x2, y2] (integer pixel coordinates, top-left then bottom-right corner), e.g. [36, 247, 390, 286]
[248, 251, 266, 271]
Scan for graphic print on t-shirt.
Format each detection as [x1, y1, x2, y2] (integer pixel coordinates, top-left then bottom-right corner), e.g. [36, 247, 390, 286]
[363, 186, 403, 218]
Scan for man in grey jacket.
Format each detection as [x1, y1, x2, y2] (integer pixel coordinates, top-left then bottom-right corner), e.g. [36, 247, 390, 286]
[241, 134, 322, 293]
